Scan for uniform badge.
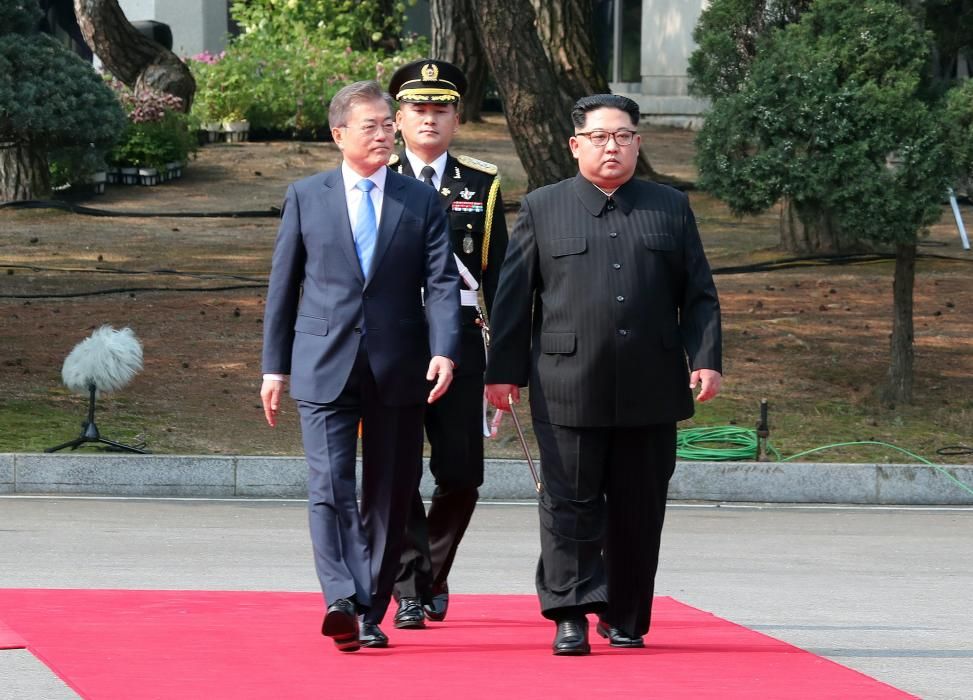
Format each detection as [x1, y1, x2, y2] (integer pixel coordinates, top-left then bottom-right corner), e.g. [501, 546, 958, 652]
[451, 201, 484, 213]
[459, 187, 476, 200]
[440, 187, 451, 196]
[463, 224, 475, 254]
[454, 166, 462, 179]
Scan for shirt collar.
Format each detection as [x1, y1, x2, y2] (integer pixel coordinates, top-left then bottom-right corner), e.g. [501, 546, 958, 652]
[404, 148, 448, 184]
[341, 161, 387, 193]
[573, 173, 636, 216]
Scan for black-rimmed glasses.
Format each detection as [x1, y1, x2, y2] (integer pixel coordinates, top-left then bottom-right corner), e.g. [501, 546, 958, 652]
[575, 129, 637, 147]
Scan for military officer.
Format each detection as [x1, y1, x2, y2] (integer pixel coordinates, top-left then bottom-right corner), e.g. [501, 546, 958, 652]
[387, 59, 509, 629]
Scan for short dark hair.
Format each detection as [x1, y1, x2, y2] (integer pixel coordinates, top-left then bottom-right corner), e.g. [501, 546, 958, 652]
[570, 94, 640, 128]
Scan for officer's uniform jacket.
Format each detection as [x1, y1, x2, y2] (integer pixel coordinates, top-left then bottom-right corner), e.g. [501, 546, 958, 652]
[390, 151, 508, 376]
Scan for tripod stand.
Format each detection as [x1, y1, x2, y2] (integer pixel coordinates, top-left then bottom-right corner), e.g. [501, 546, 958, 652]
[45, 384, 147, 454]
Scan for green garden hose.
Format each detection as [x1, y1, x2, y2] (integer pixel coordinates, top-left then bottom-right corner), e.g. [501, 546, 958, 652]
[675, 426, 973, 497]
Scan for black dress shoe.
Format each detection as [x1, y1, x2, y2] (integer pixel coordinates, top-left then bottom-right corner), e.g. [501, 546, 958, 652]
[359, 622, 389, 648]
[322, 598, 360, 652]
[393, 597, 426, 629]
[422, 583, 449, 622]
[552, 617, 590, 656]
[596, 620, 644, 648]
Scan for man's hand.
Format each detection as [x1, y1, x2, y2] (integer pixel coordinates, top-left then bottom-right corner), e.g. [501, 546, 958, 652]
[261, 378, 284, 427]
[427, 356, 454, 403]
[690, 369, 723, 403]
[485, 383, 519, 411]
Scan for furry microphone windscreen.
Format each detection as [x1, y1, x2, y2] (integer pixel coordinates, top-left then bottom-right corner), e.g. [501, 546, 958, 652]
[61, 325, 144, 396]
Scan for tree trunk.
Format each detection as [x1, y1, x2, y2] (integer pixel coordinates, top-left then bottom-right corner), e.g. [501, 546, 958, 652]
[0, 142, 50, 202]
[532, 0, 608, 98]
[431, 0, 488, 122]
[779, 198, 848, 253]
[73, 0, 195, 111]
[472, 0, 579, 191]
[530, 0, 661, 180]
[882, 242, 916, 406]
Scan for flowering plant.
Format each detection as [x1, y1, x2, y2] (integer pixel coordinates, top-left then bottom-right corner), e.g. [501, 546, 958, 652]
[107, 80, 194, 169]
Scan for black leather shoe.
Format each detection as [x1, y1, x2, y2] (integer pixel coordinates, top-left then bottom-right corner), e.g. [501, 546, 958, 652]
[393, 597, 426, 629]
[596, 620, 644, 648]
[423, 583, 449, 622]
[552, 618, 590, 656]
[359, 622, 389, 648]
[322, 598, 360, 652]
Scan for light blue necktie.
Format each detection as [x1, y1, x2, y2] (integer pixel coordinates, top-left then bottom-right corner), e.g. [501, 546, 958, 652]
[354, 179, 377, 276]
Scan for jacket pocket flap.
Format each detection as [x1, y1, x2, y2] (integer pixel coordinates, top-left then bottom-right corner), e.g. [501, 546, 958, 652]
[642, 233, 677, 251]
[541, 331, 576, 354]
[294, 315, 329, 336]
[551, 237, 587, 257]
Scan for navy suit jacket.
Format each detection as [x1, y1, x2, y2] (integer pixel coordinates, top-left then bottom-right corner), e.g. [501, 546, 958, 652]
[262, 166, 461, 406]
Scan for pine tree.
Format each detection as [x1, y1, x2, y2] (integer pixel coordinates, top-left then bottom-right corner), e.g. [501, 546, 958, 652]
[0, 0, 125, 201]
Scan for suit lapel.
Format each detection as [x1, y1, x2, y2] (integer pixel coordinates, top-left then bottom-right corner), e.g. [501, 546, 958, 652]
[367, 167, 404, 285]
[321, 169, 364, 285]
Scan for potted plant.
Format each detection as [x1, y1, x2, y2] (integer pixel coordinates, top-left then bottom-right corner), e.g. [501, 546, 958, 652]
[108, 83, 194, 184]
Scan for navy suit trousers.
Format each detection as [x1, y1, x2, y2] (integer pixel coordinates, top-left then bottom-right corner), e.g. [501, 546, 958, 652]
[298, 339, 425, 625]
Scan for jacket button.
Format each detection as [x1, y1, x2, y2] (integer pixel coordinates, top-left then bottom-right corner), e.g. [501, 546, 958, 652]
[616, 295, 625, 302]
[618, 329, 629, 336]
[613, 263, 621, 270]
[353, 327, 362, 334]
[609, 232, 618, 238]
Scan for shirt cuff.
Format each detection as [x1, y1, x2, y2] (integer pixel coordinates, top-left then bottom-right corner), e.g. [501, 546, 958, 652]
[263, 374, 287, 382]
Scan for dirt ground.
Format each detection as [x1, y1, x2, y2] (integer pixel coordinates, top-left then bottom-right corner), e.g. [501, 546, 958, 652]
[1, 117, 971, 463]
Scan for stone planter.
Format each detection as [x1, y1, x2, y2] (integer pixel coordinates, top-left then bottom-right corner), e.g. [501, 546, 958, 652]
[138, 167, 160, 186]
[120, 166, 139, 185]
[202, 123, 223, 143]
[106, 167, 120, 185]
[89, 170, 107, 195]
[222, 119, 250, 143]
[166, 161, 183, 180]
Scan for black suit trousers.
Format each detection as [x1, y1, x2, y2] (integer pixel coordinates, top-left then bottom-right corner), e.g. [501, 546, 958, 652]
[298, 339, 425, 625]
[532, 419, 676, 637]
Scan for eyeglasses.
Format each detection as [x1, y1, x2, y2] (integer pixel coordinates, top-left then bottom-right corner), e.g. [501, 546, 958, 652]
[575, 129, 637, 147]
[341, 121, 395, 137]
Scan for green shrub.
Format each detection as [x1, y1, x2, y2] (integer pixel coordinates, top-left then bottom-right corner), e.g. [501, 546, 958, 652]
[0, 0, 125, 199]
[229, 0, 417, 52]
[188, 34, 428, 135]
[693, 0, 973, 247]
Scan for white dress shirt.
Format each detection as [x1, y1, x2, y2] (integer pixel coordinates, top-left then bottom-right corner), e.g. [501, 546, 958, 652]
[263, 163, 389, 383]
[404, 149, 448, 191]
[342, 160, 386, 230]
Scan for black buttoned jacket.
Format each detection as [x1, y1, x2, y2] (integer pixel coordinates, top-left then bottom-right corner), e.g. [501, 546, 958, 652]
[485, 174, 722, 427]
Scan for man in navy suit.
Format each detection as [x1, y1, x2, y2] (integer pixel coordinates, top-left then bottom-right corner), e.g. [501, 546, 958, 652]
[261, 80, 461, 652]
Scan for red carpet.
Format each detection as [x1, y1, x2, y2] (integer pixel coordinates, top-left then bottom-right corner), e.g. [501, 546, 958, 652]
[0, 618, 26, 649]
[0, 590, 912, 699]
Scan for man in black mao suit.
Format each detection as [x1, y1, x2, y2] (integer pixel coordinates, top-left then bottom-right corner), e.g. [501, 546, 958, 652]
[384, 59, 509, 628]
[485, 94, 722, 655]
[261, 80, 461, 652]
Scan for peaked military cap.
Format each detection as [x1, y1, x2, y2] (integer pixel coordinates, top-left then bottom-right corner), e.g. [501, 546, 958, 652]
[388, 59, 468, 104]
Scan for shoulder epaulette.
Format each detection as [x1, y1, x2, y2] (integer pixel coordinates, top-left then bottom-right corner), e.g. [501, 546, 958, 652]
[387, 153, 400, 167]
[457, 154, 498, 175]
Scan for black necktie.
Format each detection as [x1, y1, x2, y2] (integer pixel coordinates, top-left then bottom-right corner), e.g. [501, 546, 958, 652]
[605, 197, 615, 213]
[419, 165, 436, 188]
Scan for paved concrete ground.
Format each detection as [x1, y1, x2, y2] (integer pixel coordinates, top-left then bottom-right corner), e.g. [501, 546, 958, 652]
[1, 496, 970, 699]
